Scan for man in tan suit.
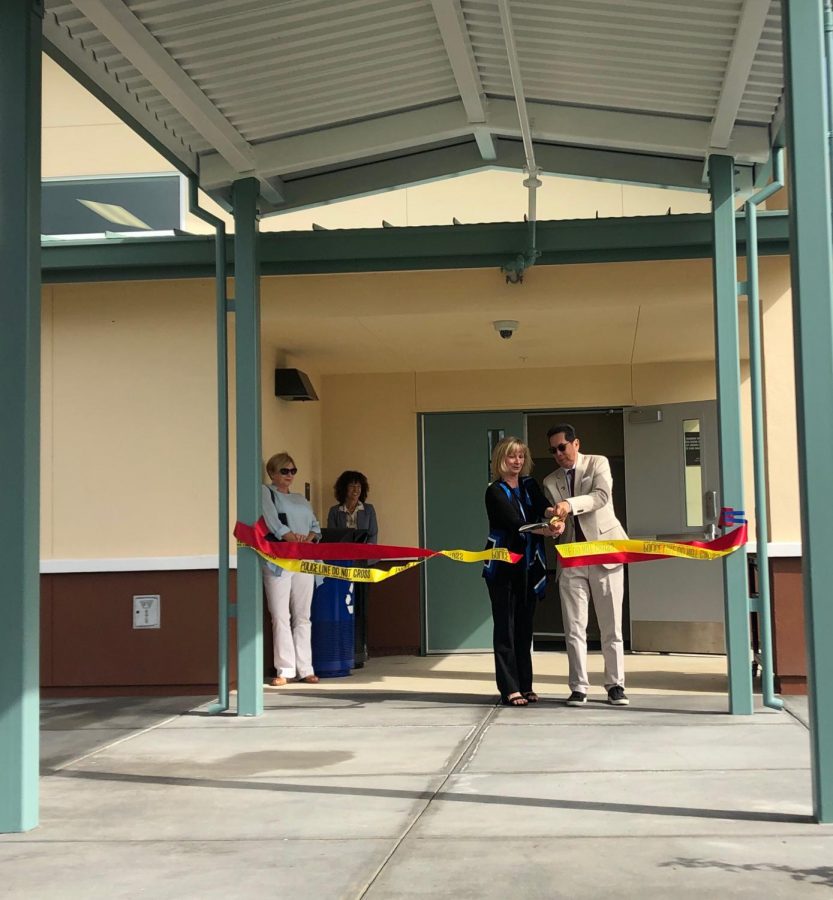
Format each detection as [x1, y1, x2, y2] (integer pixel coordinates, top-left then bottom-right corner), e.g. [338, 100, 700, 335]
[542, 423, 629, 707]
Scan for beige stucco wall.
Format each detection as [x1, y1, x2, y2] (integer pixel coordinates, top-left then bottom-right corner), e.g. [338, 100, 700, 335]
[259, 342, 324, 518]
[40, 258, 797, 560]
[760, 257, 800, 542]
[41, 280, 219, 558]
[41, 279, 324, 559]
[320, 361, 760, 549]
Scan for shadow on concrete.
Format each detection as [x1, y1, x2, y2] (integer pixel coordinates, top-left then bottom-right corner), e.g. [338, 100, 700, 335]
[40, 696, 211, 771]
[41, 696, 207, 730]
[183, 690, 741, 717]
[184, 690, 498, 714]
[49, 768, 814, 826]
[660, 857, 833, 889]
[201, 690, 741, 717]
[622, 670, 726, 691]
[349, 667, 727, 693]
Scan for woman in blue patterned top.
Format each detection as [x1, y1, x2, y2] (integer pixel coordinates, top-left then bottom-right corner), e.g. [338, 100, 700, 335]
[483, 437, 563, 706]
[262, 452, 322, 687]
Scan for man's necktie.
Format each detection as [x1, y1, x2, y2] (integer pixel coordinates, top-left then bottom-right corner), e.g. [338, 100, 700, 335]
[567, 469, 586, 541]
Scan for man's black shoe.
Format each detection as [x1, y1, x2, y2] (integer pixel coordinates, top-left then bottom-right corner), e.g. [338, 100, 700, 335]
[607, 685, 629, 706]
[566, 691, 587, 706]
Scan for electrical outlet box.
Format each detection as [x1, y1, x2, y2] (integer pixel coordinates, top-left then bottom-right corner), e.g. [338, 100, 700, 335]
[133, 594, 161, 629]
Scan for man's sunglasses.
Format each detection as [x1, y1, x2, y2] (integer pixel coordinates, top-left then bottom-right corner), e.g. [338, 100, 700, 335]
[548, 442, 571, 454]
[279, 467, 298, 475]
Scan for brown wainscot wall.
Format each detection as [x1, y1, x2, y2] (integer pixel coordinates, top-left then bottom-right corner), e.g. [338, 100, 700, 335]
[770, 557, 807, 695]
[41, 566, 421, 696]
[40, 571, 237, 697]
[366, 567, 421, 656]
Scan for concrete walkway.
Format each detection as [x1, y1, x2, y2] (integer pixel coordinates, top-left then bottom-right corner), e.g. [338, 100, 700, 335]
[2, 653, 831, 899]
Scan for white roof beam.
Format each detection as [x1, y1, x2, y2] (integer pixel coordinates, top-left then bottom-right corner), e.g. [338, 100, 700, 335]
[72, 0, 256, 175]
[201, 101, 473, 188]
[474, 126, 497, 160]
[708, 0, 771, 149]
[430, 0, 495, 160]
[497, 0, 536, 175]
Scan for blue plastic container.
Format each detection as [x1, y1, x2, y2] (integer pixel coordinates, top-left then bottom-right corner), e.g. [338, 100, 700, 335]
[310, 576, 355, 677]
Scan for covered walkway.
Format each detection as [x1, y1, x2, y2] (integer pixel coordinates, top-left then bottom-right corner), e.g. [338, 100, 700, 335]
[4, 0, 833, 834]
[2, 656, 829, 899]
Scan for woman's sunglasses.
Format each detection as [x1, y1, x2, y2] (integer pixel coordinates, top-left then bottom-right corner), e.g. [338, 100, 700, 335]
[548, 443, 570, 454]
[279, 467, 298, 476]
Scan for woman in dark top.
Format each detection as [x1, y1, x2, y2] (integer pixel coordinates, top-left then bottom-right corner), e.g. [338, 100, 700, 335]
[327, 470, 378, 543]
[483, 437, 564, 706]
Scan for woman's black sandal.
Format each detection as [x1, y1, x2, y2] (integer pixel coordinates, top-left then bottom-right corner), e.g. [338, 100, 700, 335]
[523, 692, 539, 703]
[502, 693, 528, 706]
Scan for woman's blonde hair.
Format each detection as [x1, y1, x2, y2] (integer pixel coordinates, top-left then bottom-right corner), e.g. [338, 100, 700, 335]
[265, 452, 295, 477]
[490, 436, 532, 481]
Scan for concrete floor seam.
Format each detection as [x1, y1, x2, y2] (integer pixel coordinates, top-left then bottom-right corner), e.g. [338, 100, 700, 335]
[43, 712, 187, 774]
[0, 837, 402, 846]
[487, 721, 794, 727]
[164, 724, 487, 730]
[450, 767, 810, 776]
[384, 832, 833, 842]
[783, 707, 811, 730]
[5, 832, 830, 847]
[353, 704, 498, 899]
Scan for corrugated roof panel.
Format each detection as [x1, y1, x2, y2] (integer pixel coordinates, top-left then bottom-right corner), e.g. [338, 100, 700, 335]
[738, 3, 783, 126]
[462, 0, 746, 120]
[207, 45, 444, 109]
[197, 30, 443, 97]
[124, 0, 455, 141]
[45, 0, 208, 155]
[44, 0, 784, 192]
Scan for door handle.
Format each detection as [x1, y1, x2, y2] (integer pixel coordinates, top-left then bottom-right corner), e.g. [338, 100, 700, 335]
[703, 490, 718, 541]
[704, 490, 718, 522]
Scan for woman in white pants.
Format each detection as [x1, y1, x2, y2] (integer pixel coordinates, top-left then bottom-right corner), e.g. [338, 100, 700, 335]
[262, 452, 322, 686]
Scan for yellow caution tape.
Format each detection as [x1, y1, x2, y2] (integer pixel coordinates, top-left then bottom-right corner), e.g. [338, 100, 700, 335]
[242, 545, 517, 583]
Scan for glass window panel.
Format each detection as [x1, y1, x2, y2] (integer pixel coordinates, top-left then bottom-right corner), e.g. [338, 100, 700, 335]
[41, 174, 181, 236]
[683, 418, 703, 527]
[487, 429, 505, 481]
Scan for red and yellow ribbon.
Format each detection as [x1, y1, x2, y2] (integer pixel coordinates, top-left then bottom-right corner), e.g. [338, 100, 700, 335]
[555, 524, 748, 568]
[234, 519, 747, 582]
[234, 518, 520, 583]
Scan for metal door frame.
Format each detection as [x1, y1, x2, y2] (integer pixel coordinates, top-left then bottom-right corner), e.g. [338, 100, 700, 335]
[418, 409, 528, 655]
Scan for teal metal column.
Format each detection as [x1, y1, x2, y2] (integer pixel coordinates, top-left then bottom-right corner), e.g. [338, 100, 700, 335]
[743, 146, 785, 712]
[709, 154, 754, 716]
[0, 0, 43, 832]
[232, 178, 263, 717]
[188, 177, 231, 715]
[783, 0, 833, 823]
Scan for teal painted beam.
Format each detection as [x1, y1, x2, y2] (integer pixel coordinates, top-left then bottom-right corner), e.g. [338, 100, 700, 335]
[232, 178, 264, 717]
[257, 138, 718, 215]
[709, 154, 754, 716]
[783, 0, 833, 824]
[0, 0, 42, 833]
[40, 212, 791, 284]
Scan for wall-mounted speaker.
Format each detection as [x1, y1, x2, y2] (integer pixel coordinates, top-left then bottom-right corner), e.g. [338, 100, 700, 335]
[274, 368, 318, 401]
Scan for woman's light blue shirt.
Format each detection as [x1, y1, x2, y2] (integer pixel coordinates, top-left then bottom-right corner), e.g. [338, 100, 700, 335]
[261, 484, 322, 578]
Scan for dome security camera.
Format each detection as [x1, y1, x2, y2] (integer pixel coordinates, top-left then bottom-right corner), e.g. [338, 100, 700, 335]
[493, 320, 519, 340]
